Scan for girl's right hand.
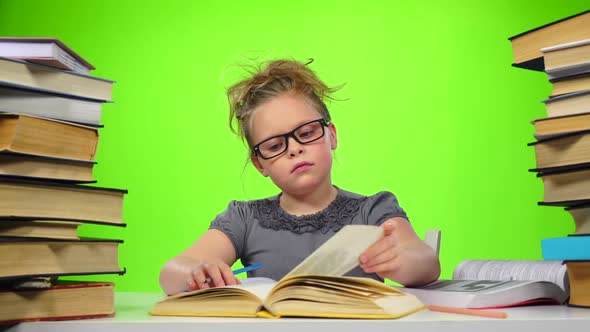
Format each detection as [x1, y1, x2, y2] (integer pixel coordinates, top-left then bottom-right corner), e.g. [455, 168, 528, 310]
[179, 257, 241, 291]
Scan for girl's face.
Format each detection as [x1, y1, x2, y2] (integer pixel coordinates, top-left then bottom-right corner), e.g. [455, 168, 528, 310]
[249, 93, 337, 195]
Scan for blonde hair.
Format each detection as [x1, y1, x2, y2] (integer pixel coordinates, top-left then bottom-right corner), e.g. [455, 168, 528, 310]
[227, 58, 343, 149]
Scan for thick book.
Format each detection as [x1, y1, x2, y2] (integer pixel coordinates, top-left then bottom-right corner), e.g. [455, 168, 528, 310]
[0, 281, 114, 323]
[537, 167, 590, 206]
[402, 260, 568, 309]
[542, 39, 590, 78]
[0, 177, 127, 224]
[0, 37, 95, 75]
[550, 72, 590, 97]
[567, 204, 590, 234]
[0, 220, 81, 240]
[0, 85, 104, 126]
[0, 217, 126, 240]
[529, 130, 590, 170]
[565, 261, 590, 307]
[0, 151, 95, 183]
[542, 235, 590, 260]
[532, 113, 590, 140]
[547, 64, 590, 81]
[0, 237, 124, 279]
[0, 56, 113, 101]
[508, 10, 590, 71]
[0, 113, 98, 161]
[150, 225, 425, 319]
[151, 275, 423, 319]
[542, 89, 590, 119]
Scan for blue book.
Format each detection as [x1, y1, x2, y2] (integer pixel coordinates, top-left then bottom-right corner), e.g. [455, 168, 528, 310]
[541, 236, 590, 260]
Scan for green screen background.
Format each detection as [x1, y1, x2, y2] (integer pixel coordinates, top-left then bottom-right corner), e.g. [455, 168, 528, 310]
[1, 0, 588, 292]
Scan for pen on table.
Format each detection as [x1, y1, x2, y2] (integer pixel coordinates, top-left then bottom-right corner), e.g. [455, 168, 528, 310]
[428, 305, 508, 319]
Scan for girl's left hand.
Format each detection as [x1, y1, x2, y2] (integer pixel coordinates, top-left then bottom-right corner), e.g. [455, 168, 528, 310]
[359, 217, 440, 286]
[359, 219, 402, 277]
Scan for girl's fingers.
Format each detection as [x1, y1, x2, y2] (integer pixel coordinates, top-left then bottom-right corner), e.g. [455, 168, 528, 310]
[382, 219, 397, 236]
[361, 248, 398, 273]
[220, 264, 237, 286]
[363, 257, 401, 275]
[203, 263, 226, 287]
[190, 268, 210, 290]
[188, 262, 240, 290]
[360, 235, 396, 264]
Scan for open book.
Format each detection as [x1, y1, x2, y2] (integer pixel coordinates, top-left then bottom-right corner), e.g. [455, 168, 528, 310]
[150, 225, 425, 319]
[403, 260, 569, 309]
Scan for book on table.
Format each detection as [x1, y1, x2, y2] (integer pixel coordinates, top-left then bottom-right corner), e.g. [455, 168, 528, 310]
[550, 72, 590, 97]
[150, 225, 425, 319]
[542, 89, 590, 119]
[542, 235, 590, 260]
[542, 38, 590, 80]
[540, 236, 590, 308]
[0, 177, 127, 224]
[402, 260, 568, 309]
[508, 9, 590, 71]
[536, 167, 590, 206]
[0, 37, 95, 75]
[0, 237, 124, 279]
[0, 85, 104, 126]
[0, 220, 82, 240]
[567, 204, 590, 234]
[532, 113, 590, 140]
[0, 151, 95, 183]
[0, 281, 115, 324]
[0, 113, 99, 161]
[0, 36, 127, 325]
[0, 56, 113, 101]
[529, 130, 590, 170]
[0, 214, 127, 240]
[565, 261, 590, 308]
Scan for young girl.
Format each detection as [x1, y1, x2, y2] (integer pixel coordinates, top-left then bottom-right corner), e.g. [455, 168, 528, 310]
[159, 59, 440, 295]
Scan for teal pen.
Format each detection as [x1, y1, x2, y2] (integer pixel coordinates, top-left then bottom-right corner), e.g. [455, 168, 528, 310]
[232, 263, 263, 275]
[198, 263, 263, 288]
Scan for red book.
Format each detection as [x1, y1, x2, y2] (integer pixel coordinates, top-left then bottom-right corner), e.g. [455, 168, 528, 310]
[0, 281, 114, 323]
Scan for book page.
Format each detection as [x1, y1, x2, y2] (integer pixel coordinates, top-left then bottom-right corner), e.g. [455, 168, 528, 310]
[285, 225, 382, 277]
[231, 277, 277, 301]
[452, 260, 568, 292]
[166, 277, 276, 302]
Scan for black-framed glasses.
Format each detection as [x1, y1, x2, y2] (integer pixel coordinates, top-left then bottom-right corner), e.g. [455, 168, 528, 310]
[252, 119, 329, 159]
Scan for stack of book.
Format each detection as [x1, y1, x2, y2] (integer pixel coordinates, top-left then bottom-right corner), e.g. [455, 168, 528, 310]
[509, 10, 590, 308]
[0, 37, 127, 323]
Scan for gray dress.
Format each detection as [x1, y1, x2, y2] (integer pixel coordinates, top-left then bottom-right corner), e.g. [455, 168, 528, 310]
[209, 187, 408, 281]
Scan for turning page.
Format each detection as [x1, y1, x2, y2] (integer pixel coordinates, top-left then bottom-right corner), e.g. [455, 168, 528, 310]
[286, 225, 382, 277]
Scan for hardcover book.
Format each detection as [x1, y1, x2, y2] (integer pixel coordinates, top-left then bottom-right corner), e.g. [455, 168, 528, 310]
[0, 281, 114, 323]
[403, 260, 568, 308]
[150, 225, 425, 319]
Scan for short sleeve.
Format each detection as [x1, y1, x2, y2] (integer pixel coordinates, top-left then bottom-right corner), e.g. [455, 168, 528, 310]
[209, 201, 249, 258]
[360, 191, 408, 226]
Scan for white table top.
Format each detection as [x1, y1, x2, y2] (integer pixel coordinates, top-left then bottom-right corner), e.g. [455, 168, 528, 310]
[4, 292, 590, 332]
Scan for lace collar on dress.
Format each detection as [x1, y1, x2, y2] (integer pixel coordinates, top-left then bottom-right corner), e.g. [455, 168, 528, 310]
[250, 188, 365, 234]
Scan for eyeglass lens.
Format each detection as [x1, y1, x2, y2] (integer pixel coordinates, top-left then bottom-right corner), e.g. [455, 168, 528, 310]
[258, 121, 325, 158]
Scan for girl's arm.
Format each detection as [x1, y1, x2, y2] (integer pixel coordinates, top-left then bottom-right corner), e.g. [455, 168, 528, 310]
[359, 217, 441, 286]
[159, 229, 238, 295]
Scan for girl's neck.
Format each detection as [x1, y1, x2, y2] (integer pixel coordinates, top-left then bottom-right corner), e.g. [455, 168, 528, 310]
[279, 182, 338, 217]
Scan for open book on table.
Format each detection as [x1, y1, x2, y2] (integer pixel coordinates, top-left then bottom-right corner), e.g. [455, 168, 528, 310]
[150, 225, 425, 319]
[402, 260, 569, 309]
